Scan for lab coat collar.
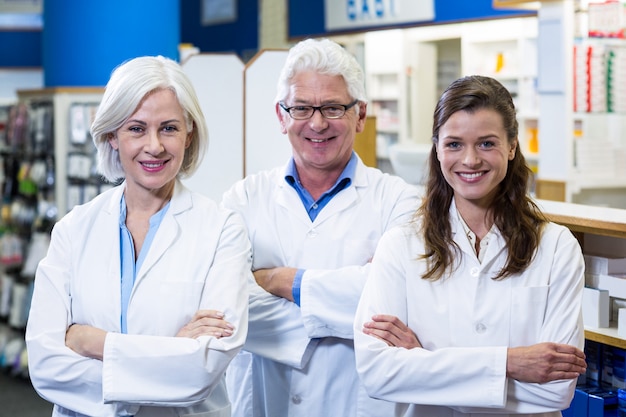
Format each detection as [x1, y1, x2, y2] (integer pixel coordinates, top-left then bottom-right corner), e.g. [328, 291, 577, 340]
[449, 201, 507, 272]
[274, 155, 368, 226]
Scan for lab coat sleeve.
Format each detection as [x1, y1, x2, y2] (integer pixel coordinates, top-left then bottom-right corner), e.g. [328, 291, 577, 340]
[300, 264, 370, 339]
[101, 211, 250, 406]
[242, 277, 315, 369]
[355, 225, 584, 413]
[299, 181, 421, 339]
[26, 214, 116, 416]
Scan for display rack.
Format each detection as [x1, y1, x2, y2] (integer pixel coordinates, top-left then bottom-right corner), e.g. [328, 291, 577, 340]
[0, 88, 104, 379]
[362, 17, 539, 165]
[535, 1, 626, 208]
[538, 198, 626, 348]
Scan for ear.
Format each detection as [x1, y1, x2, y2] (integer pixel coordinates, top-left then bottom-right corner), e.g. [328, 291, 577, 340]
[108, 133, 119, 150]
[355, 102, 367, 133]
[509, 139, 518, 160]
[185, 132, 193, 149]
[276, 102, 288, 134]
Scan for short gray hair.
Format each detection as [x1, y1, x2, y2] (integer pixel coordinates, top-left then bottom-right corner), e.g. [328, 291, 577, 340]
[275, 38, 367, 106]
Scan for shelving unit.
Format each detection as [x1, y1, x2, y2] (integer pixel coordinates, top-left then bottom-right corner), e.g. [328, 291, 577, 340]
[16, 88, 105, 216]
[363, 17, 539, 166]
[363, 29, 408, 159]
[537, 198, 626, 349]
[0, 88, 104, 380]
[534, 1, 626, 208]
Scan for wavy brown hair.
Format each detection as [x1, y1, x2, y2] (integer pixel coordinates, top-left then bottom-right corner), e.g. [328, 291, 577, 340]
[416, 75, 547, 280]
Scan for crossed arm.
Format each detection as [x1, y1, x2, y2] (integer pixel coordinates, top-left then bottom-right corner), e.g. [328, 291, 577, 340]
[362, 314, 586, 384]
[65, 310, 234, 360]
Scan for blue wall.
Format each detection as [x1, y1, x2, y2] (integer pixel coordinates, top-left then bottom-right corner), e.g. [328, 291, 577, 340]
[180, 0, 259, 62]
[0, 31, 41, 67]
[43, 0, 180, 87]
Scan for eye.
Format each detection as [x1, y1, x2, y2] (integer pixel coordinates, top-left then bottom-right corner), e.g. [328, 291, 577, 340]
[444, 141, 461, 149]
[128, 125, 144, 133]
[480, 140, 496, 149]
[322, 105, 344, 115]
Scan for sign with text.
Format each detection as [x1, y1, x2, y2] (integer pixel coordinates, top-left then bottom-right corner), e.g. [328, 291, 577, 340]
[324, 0, 434, 31]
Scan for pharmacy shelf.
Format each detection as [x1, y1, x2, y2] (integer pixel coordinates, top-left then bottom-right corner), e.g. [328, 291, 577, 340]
[585, 324, 626, 350]
[539, 199, 626, 349]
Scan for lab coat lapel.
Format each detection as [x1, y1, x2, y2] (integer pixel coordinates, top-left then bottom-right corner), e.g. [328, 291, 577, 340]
[275, 172, 313, 225]
[312, 158, 366, 225]
[134, 182, 189, 280]
[312, 185, 357, 225]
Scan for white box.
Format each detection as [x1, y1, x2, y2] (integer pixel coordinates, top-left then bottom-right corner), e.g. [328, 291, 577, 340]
[583, 286, 610, 328]
[584, 254, 626, 275]
[619, 308, 626, 339]
[587, 273, 626, 300]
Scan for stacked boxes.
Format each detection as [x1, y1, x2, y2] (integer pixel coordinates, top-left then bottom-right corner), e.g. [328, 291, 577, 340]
[568, 252, 626, 415]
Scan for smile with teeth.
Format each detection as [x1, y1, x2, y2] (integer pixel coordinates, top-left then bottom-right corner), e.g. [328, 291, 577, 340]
[141, 161, 165, 168]
[308, 137, 330, 143]
[459, 172, 485, 180]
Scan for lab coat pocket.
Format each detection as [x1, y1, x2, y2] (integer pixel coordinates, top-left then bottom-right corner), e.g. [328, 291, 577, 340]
[510, 285, 549, 345]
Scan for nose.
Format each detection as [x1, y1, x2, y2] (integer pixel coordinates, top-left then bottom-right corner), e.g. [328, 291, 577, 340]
[308, 108, 329, 131]
[462, 147, 481, 167]
[145, 130, 165, 154]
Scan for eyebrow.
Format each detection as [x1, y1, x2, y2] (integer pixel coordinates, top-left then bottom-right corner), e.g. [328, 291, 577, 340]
[124, 119, 182, 126]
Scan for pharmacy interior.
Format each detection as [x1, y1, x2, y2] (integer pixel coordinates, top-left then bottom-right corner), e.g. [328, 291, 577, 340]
[2, 0, 626, 415]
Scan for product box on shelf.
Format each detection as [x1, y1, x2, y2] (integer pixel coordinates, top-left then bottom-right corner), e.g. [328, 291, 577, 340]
[583, 286, 610, 328]
[585, 255, 626, 276]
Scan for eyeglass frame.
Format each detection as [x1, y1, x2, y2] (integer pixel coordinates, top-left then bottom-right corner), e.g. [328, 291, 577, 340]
[278, 99, 359, 120]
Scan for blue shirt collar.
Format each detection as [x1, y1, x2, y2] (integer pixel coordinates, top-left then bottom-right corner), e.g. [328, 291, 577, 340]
[284, 151, 357, 187]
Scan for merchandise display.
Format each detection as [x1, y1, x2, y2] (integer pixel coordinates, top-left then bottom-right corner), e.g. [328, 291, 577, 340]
[0, 90, 105, 380]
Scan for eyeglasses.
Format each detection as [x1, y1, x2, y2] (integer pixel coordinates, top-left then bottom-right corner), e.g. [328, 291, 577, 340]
[279, 99, 359, 120]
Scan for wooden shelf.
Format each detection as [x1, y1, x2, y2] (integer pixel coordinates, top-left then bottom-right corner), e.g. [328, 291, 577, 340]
[585, 324, 626, 350]
[537, 199, 626, 239]
[492, 0, 546, 10]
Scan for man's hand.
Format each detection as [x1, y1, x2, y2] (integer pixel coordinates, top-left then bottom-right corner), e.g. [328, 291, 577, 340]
[363, 314, 422, 349]
[507, 342, 586, 383]
[254, 267, 297, 301]
[176, 310, 234, 339]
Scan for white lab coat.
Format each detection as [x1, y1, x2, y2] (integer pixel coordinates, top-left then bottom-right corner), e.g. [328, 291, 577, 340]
[26, 181, 251, 417]
[222, 156, 421, 417]
[354, 203, 585, 417]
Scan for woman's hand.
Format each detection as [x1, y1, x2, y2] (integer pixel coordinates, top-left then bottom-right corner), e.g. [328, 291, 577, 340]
[363, 314, 422, 349]
[507, 342, 587, 383]
[65, 324, 107, 360]
[176, 309, 234, 339]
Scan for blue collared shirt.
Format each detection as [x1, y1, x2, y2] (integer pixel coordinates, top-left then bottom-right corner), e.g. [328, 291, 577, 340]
[284, 152, 357, 305]
[119, 194, 170, 334]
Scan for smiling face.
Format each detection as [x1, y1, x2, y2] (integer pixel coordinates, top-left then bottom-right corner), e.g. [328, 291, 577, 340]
[276, 70, 366, 181]
[109, 88, 191, 199]
[436, 108, 516, 214]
